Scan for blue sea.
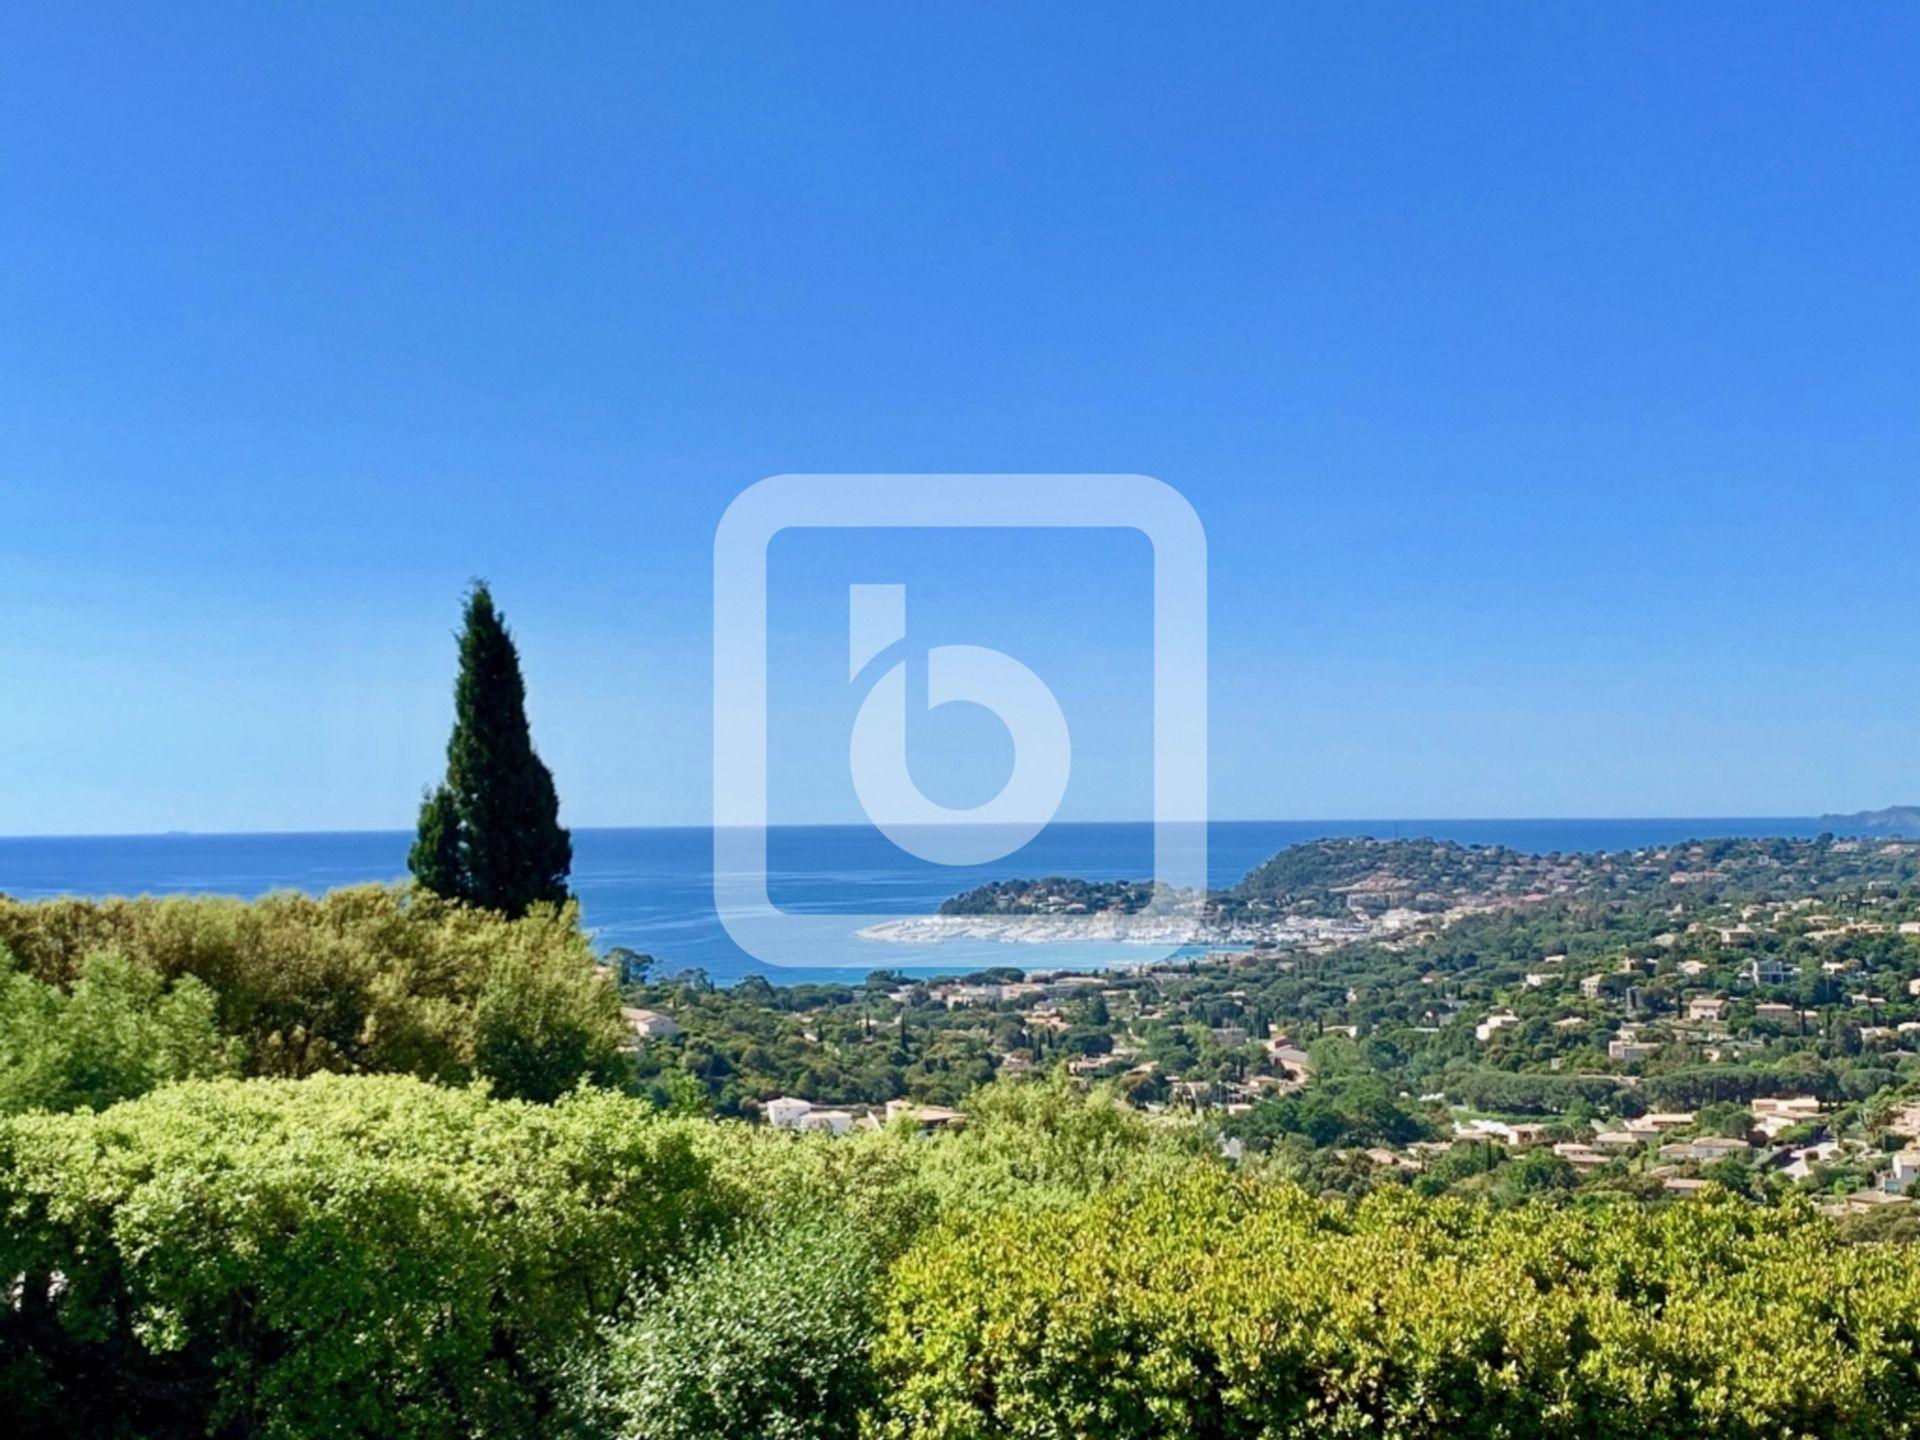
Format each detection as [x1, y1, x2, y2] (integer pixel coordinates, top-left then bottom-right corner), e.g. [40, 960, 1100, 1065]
[0, 819, 1845, 986]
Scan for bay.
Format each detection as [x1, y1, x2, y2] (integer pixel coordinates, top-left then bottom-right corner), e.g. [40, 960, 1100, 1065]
[0, 818, 1839, 986]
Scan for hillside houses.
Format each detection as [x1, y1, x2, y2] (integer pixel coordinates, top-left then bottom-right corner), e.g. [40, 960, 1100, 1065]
[764, 1096, 854, 1135]
[607, 835, 1920, 1213]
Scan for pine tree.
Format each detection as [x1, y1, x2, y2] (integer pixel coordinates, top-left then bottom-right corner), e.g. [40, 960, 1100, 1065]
[410, 583, 573, 917]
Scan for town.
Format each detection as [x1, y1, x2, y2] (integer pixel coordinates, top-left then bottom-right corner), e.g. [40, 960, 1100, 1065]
[621, 834, 1920, 1226]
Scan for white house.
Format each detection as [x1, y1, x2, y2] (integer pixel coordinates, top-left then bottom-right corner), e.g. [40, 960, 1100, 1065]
[765, 1096, 814, 1130]
[1638, 1112, 1697, 1130]
[1885, 1151, 1920, 1194]
[1783, 1140, 1845, 1181]
[1747, 1095, 1820, 1138]
[620, 1007, 681, 1040]
[1743, 957, 1797, 986]
[1752, 1095, 1822, 1121]
[1658, 1136, 1749, 1163]
[1475, 1012, 1521, 1043]
[797, 1109, 854, 1136]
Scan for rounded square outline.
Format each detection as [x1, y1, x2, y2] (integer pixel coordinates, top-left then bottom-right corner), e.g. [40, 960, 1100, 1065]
[713, 474, 1207, 967]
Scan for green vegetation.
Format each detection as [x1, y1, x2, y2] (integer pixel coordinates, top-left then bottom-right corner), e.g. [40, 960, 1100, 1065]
[0, 1076, 724, 1439]
[0, 950, 239, 1114]
[621, 834, 1920, 1217]
[588, 1211, 888, 1440]
[0, 885, 623, 1104]
[410, 582, 573, 918]
[8, 832, 1920, 1434]
[6, 1061, 1920, 1439]
[940, 876, 1159, 916]
[878, 1171, 1920, 1439]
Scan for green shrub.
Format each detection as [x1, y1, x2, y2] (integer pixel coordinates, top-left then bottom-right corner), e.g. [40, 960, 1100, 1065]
[872, 1173, 1920, 1439]
[912, 1070, 1209, 1213]
[0, 949, 240, 1114]
[0, 1074, 726, 1439]
[592, 1213, 886, 1440]
[0, 886, 625, 1099]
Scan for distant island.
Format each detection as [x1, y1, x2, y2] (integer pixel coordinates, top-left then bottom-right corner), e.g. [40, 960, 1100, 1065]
[1819, 805, 1920, 835]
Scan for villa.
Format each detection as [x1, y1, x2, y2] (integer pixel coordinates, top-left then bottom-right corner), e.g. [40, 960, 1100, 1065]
[619, 1006, 681, 1040]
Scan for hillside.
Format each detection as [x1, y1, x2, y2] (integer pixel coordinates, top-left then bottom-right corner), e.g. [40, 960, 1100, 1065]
[1821, 805, 1920, 834]
[940, 834, 1920, 928]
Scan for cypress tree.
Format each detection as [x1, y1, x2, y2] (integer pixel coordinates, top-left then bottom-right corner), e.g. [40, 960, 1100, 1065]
[407, 784, 463, 898]
[410, 583, 573, 917]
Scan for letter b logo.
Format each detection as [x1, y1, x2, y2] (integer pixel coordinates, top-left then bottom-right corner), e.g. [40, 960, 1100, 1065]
[846, 583, 1070, 866]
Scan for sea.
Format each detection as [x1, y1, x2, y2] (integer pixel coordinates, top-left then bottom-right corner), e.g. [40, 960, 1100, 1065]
[0, 818, 1849, 987]
[0, 821, 1858, 990]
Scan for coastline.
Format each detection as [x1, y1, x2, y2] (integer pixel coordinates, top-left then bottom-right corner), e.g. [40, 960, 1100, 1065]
[0, 818, 1900, 987]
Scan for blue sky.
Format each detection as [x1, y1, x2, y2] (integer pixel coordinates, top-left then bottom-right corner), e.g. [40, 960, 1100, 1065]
[2, 3, 1916, 835]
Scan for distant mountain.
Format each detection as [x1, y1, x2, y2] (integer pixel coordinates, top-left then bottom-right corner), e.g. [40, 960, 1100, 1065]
[1818, 805, 1920, 834]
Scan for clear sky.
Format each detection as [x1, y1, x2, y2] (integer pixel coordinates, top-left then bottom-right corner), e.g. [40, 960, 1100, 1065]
[2, 4, 1916, 835]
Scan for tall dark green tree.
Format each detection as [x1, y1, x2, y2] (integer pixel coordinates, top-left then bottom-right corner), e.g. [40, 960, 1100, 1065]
[410, 784, 463, 899]
[409, 583, 573, 917]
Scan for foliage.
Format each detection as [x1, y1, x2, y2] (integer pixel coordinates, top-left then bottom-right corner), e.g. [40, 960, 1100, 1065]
[1446, 1069, 1625, 1116]
[410, 782, 465, 898]
[0, 949, 240, 1114]
[1226, 1071, 1434, 1150]
[914, 1070, 1202, 1212]
[940, 877, 1158, 917]
[8, 823, 1920, 1435]
[474, 933, 630, 1102]
[696, 1122, 937, 1256]
[6, 1064, 1920, 1437]
[0, 886, 626, 1100]
[411, 581, 573, 917]
[589, 1212, 887, 1440]
[873, 1172, 1920, 1439]
[0, 1075, 726, 1440]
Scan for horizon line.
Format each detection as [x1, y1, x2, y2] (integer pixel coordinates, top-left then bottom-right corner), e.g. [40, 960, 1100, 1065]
[0, 812, 1894, 844]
